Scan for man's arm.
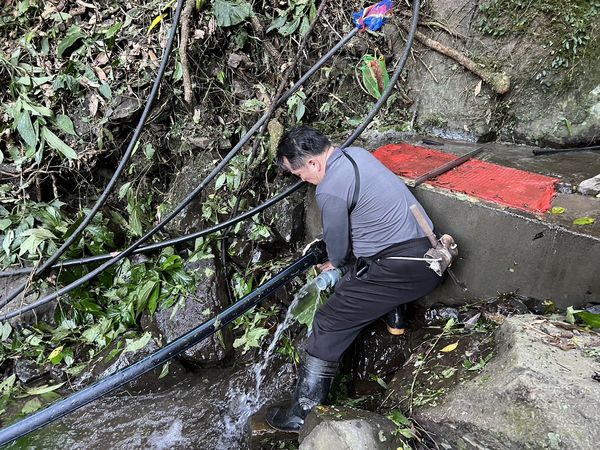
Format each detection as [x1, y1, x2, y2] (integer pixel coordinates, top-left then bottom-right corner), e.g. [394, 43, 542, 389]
[317, 193, 351, 268]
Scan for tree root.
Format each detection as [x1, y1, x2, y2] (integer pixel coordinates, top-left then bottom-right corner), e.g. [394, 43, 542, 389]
[180, 0, 196, 104]
[406, 26, 511, 95]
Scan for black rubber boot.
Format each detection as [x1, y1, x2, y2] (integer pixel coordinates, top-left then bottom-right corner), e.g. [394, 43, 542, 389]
[266, 353, 339, 432]
[385, 303, 409, 335]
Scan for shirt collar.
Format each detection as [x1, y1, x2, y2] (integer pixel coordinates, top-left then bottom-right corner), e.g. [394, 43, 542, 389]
[325, 147, 343, 171]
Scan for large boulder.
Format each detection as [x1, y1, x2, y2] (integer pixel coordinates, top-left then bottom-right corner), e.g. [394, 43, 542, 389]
[298, 405, 405, 450]
[388, 0, 600, 146]
[0, 275, 56, 326]
[262, 177, 306, 247]
[413, 315, 600, 449]
[142, 257, 233, 366]
[163, 141, 223, 234]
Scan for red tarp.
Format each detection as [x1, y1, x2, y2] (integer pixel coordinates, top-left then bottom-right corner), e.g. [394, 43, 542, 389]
[374, 143, 558, 213]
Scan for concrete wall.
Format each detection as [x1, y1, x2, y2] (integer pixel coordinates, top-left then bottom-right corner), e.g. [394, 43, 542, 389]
[305, 184, 600, 309]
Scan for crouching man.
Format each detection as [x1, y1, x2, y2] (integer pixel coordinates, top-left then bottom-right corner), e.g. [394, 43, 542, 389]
[266, 125, 445, 432]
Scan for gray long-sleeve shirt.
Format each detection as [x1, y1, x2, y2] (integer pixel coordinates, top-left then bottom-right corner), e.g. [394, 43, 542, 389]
[316, 146, 433, 267]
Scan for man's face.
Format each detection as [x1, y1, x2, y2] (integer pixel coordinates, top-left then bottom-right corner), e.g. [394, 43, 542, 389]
[283, 157, 322, 185]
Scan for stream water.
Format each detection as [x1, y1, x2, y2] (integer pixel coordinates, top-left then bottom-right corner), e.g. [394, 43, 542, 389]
[11, 282, 324, 450]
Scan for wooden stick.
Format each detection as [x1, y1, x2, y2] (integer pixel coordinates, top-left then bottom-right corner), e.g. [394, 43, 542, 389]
[179, 0, 196, 104]
[404, 25, 511, 95]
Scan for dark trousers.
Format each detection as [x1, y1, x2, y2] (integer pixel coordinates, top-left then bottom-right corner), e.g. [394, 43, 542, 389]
[307, 237, 443, 362]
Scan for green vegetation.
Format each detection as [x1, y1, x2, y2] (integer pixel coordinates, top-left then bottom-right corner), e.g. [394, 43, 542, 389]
[478, 0, 600, 70]
[0, 0, 407, 425]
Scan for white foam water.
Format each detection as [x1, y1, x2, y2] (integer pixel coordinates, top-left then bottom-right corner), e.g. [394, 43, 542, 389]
[218, 281, 324, 446]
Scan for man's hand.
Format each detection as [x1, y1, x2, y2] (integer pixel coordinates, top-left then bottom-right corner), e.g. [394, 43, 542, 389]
[317, 260, 335, 272]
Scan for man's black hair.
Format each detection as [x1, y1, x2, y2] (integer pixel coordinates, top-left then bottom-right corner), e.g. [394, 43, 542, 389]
[277, 125, 331, 170]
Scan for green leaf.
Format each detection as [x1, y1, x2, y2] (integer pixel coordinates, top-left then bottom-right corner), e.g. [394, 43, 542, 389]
[213, 0, 252, 27]
[57, 26, 85, 58]
[566, 306, 582, 325]
[16, 110, 37, 148]
[118, 181, 132, 200]
[144, 143, 155, 160]
[266, 14, 287, 33]
[123, 332, 152, 354]
[360, 55, 390, 99]
[575, 311, 600, 329]
[233, 326, 269, 354]
[550, 206, 565, 214]
[21, 101, 53, 117]
[25, 382, 65, 396]
[172, 61, 183, 82]
[0, 322, 12, 341]
[387, 410, 410, 427]
[55, 114, 77, 136]
[104, 21, 123, 39]
[41, 127, 78, 160]
[278, 16, 302, 36]
[398, 428, 415, 439]
[99, 83, 112, 100]
[18, 228, 57, 256]
[573, 217, 595, 225]
[158, 362, 170, 379]
[21, 398, 42, 415]
[0, 218, 11, 231]
[135, 280, 159, 312]
[0, 374, 16, 394]
[47, 345, 64, 364]
[293, 284, 325, 329]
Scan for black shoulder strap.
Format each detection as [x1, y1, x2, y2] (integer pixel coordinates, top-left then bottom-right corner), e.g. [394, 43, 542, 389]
[341, 150, 360, 213]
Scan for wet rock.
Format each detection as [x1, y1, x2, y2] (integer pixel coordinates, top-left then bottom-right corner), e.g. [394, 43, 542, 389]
[0, 275, 56, 327]
[521, 296, 556, 315]
[577, 174, 600, 196]
[105, 95, 141, 121]
[349, 321, 411, 383]
[143, 257, 233, 366]
[13, 359, 45, 384]
[263, 177, 306, 246]
[164, 142, 221, 234]
[87, 336, 186, 394]
[413, 315, 600, 450]
[423, 305, 460, 326]
[556, 182, 575, 194]
[584, 304, 600, 315]
[389, 0, 600, 146]
[298, 405, 404, 450]
[248, 403, 298, 449]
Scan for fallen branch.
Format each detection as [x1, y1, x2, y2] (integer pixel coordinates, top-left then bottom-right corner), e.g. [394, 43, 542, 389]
[180, 0, 196, 104]
[405, 25, 511, 95]
[250, 15, 281, 62]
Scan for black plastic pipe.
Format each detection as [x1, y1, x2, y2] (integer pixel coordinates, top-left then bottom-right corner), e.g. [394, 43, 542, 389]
[0, 182, 304, 278]
[0, 29, 358, 319]
[532, 145, 600, 155]
[0, 0, 187, 307]
[0, 243, 327, 446]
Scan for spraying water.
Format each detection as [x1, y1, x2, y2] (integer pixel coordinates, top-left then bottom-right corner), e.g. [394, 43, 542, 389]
[218, 278, 327, 446]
